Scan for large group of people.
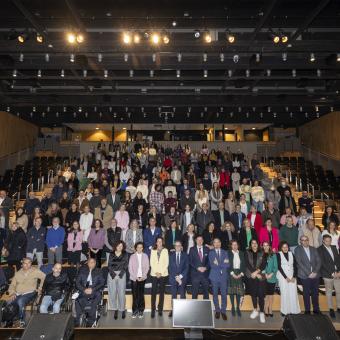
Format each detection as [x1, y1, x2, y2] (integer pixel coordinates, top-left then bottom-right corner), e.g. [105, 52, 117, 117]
[1, 142, 340, 327]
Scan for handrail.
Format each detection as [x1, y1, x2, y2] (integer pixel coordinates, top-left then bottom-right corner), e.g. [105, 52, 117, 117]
[26, 183, 32, 198]
[48, 169, 54, 184]
[301, 143, 340, 162]
[307, 183, 315, 199]
[11, 192, 18, 207]
[321, 192, 329, 201]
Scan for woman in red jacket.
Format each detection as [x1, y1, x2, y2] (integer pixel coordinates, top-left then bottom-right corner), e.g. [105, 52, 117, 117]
[259, 219, 279, 252]
[219, 168, 231, 197]
[247, 205, 263, 237]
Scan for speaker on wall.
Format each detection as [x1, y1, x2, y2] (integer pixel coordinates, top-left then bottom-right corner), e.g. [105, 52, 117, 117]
[21, 313, 74, 340]
[283, 314, 339, 340]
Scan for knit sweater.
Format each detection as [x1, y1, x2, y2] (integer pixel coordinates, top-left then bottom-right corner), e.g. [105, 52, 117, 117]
[8, 268, 45, 296]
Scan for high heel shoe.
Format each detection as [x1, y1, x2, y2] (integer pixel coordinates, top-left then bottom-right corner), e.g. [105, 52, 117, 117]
[114, 310, 118, 320]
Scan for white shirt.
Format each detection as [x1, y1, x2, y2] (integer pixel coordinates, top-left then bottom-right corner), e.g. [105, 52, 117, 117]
[0, 197, 4, 205]
[250, 213, 256, 227]
[185, 211, 191, 229]
[132, 230, 137, 244]
[324, 245, 335, 261]
[87, 270, 93, 286]
[136, 253, 143, 278]
[231, 250, 241, 272]
[80, 212, 94, 242]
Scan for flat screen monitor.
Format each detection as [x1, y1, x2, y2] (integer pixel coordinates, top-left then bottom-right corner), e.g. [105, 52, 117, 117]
[172, 299, 214, 329]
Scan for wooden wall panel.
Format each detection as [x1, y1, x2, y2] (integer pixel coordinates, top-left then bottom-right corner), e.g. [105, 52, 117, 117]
[299, 111, 340, 160]
[0, 111, 38, 158]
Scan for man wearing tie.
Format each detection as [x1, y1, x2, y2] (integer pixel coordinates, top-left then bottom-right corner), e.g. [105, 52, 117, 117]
[208, 238, 230, 320]
[294, 235, 321, 314]
[168, 241, 189, 317]
[189, 235, 210, 299]
[230, 204, 246, 233]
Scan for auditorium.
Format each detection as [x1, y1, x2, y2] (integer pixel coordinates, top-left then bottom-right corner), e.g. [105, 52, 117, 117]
[0, 0, 340, 339]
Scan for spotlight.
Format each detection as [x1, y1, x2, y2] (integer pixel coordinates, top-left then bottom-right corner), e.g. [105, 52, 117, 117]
[12, 69, 17, 77]
[273, 35, 280, 44]
[172, 21, 177, 27]
[151, 33, 160, 44]
[37, 69, 42, 77]
[66, 32, 76, 44]
[255, 53, 261, 62]
[61, 69, 65, 77]
[176, 70, 181, 78]
[226, 31, 235, 43]
[267, 69, 271, 76]
[203, 31, 212, 43]
[45, 53, 50, 62]
[220, 53, 224, 62]
[246, 69, 250, 77]
[124, 53, 129, 62]
[152, 53, 156, 62]
[310, 53, 315, 62]
[177, 53, 182, 62]
[36, 34, 43, 43]
[292, 69, 296, 77]
[70, 53, 75, 62]
[281, 35, 288, 43]
[233, 55, 239, 63]
[98, 53, 103, 62]
[63, 106, 67, 112]
[83, 69, 87, 77]
[19, 53, 24, 62]
[18, 33, 28, 43]
[150, 70, 154, 77]
[129, 70, 134, 77]
[228, 69, 233, 77]
[133, 32, 141, 44]
[194, 30, 201, 39]
[76, 33, 84, 43]
[78, 106, 82, 112]
[337, 54, 340, 62]
[282, 52, 287, 61]
[203, 53, 207, 62]
[317, 69, 321, 77]
[104, 70, 108, 78]
[203, 70, 208, 78]
[122, 32, 131, 44]
[162, 34, 170, 44]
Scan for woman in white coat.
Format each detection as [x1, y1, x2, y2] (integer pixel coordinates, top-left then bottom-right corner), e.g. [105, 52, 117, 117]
[276, 241, 301, 316]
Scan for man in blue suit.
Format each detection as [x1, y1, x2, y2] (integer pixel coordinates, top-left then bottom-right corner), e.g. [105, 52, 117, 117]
[189, 235, 210, 300]
[208, 238, 230, 320]
[168, 241, 189, 317]
[143, 217, 162, 256]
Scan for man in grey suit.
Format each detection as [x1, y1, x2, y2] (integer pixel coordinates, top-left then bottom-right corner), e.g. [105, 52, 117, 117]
[106, 187, 121, 213]
[294, 235, 322, 314]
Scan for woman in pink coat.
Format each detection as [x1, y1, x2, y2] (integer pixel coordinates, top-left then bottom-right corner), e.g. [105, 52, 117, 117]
[128, 242, 150, 317]
[67, 221, 83, 266]
[114, 204, 130, 240]
[259, 218, 280, 252]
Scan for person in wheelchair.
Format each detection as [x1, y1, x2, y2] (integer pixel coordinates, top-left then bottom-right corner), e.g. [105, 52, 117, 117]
[74, 258, 105, 327]
[39, 263, 70, 314]
[7, 257, 45, 327]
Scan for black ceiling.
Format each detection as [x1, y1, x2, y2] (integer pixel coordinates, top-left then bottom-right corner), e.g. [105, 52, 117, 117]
[0, 0, 340, 127]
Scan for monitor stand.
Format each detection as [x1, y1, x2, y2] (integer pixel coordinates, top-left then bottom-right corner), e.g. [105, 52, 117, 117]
[184, 328, 203, 339]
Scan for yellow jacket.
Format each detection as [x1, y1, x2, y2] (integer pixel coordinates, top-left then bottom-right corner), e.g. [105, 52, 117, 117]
[150, 248, 169, 277]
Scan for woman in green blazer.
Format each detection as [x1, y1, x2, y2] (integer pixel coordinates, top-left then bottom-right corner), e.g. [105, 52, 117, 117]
[262, 241, 278, 317]
[228, 240, 246, 316]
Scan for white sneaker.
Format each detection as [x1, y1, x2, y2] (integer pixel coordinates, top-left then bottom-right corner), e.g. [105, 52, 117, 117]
[250, 310, 259, 319]
[259, 312, 266, 323]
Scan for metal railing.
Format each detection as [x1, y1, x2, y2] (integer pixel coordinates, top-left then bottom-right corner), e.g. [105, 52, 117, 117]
[307, 183, 315, 199]
[26, 183, 33, 199]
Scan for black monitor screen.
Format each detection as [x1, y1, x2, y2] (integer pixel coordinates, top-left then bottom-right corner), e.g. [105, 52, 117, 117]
[172, 299, 214, 329]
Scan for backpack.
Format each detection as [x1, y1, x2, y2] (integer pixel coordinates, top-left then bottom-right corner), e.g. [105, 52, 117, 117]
[1, 301, 19, 323]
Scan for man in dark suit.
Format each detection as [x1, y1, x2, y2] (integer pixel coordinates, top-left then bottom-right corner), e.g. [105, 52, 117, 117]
[230, 204, 246, 232]
[294, 235, 322, 314]
[0, 190, 13, 228]
[196, 203, 215, 235]
[143, 217, 162, 256]
[179, 179, 193, 199]
[106, 187, 121, 214]
[179, 189, 195, 211]
[208, 238, 230, 320]
[131, 204, 148, 229]
[318, 234, 340, 318]
[189, 235, 210, 299]
[212, 202, 231, 230]
[168, 241, 189, 317]
[75, 258, 105, 327]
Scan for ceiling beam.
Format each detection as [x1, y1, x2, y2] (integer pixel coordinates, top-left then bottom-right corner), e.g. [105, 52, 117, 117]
[64, 0, 87, 33]
[249, 0, 280, 42]
[290, 0, 332, 40]
[11, 0, 48, 38]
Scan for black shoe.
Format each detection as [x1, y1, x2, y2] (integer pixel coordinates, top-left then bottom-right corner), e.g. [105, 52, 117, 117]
[304, 311, 311, 315]
[122, 311, 126, 319]
[269, 313, 274, 318]
[337, 308, 340, 314]
[329, 309, 336, 319]
[114, 310, 118, 320]
[237, 309, 242, 317]
[168, 311, 173, 318]
[265, 313, 269, 317]
[313, 310, 321, 315]
[281, 313, 286, 317]
[158, 310, 163, 317]
[215, 312, 220, 319]
[221, 313, 227, 321]
[151, 310, 155, 318]
[138, 311, 144, 319]
[231, 308, 236, 316]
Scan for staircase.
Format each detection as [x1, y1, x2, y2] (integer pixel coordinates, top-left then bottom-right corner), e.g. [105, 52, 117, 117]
[261, 163, 325, 228]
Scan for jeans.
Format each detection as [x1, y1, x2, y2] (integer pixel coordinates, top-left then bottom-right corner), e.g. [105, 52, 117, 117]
[27, 249, 44, 268]
[10, 292, 37, 321]
[252, 201, 264, 213]
[39, 295, 64, 314]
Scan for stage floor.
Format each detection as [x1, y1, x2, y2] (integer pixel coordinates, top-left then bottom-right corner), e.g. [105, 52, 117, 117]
[97, 311, 340, 331]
